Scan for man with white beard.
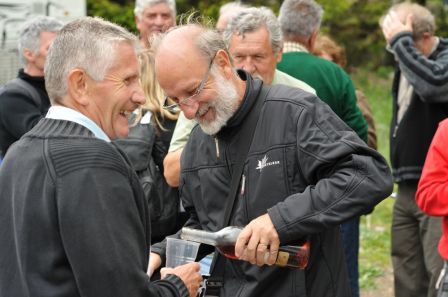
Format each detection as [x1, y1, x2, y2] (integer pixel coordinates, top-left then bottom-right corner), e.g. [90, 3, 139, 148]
[149, 23, 393, 297]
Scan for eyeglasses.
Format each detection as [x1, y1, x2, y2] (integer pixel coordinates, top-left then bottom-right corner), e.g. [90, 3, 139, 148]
[164, 53, 217, 112]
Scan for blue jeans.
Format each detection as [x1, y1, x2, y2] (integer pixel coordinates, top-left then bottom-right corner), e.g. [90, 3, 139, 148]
[340, 217, 360, 297]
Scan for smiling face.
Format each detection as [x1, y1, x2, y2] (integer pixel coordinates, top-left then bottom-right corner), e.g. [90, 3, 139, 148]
[135, 3, 175, 47]
[228, 26, 281, 84]
[86, 43, 145, 139]
[155, 28, 242, 135]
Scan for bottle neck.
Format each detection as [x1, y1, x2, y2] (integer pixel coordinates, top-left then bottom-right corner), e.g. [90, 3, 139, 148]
[180, 227, 219, 246]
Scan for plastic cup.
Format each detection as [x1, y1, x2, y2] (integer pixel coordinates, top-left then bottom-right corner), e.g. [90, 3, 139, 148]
[165, 237, 200, 268]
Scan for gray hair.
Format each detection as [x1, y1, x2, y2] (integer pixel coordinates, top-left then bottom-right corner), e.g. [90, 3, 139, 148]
[134, 0, 176, 19]
[152, 21, 234, 72]
[279, 0, 323, 39]
[196, 28, 229, 60]
[223, 7, 283, 53]
[44, 17, 138, 104]
[18, 16, 63, 66]
[388, 2, 435, 40]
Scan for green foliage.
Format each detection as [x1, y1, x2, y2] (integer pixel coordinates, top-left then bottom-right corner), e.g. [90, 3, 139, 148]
[87, 0, 448, 68]
[87, 0, 136, 33]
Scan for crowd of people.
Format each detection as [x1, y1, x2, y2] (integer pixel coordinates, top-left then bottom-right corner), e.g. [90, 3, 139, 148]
[0, 0, 446, 297]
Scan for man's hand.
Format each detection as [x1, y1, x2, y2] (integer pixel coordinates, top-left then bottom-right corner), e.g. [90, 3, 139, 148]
[147, 252, 162, 277]
[234, 213, 280, 266]
[381, 10, 413, 43]
[161, 262, 203, 297]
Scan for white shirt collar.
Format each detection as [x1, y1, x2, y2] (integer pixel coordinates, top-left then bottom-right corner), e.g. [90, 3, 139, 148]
[46, 106, 111, 142]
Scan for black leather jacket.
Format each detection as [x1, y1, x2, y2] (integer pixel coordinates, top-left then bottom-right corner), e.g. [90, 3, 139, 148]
[153, 72, 393, 297]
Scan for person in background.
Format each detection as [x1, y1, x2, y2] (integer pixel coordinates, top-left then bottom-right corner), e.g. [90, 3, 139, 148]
[0, 16, 63, 158]
[277, 1, 369, 295]
[416, 118, 448, 297]
[380, 2, 448, 296]
[149, 21, 393, 297]
[313, 34, 377, 150]
[0, 16, 202, 297]
[224, 7, 315, 92]
[134, 0, 176, 48]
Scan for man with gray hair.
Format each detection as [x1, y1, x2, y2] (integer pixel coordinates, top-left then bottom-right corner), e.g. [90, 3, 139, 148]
[277, 1, 368, 296]
[0, 16, 62, 158]
[223, 6, 315, 90]
[380, 3, 448, 297]
[149, 22, 393, 297]
[134, 0, 176, 48]
[0, 17, 202, 297]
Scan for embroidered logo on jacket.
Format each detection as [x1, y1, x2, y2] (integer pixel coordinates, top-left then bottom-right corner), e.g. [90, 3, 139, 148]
[256, 155, 280, 171]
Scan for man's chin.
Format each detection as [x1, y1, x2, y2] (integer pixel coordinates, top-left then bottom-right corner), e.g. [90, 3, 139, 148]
[198, 120, 224, 135]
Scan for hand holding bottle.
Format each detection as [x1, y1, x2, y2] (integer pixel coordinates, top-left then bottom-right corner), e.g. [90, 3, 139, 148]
[235, 213, 280, 266]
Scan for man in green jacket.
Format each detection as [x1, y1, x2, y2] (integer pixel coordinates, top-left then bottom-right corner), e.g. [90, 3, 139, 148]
[277, 1, 368, 297]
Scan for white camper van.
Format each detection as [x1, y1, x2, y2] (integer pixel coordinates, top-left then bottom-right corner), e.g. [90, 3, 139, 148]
[0, 0, 86, 85]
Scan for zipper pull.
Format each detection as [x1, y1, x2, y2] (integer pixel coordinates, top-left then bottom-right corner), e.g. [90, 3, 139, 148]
[240, 174, 246, 196]
[392, 125, 398, 138]
[215, 137, 220, 158]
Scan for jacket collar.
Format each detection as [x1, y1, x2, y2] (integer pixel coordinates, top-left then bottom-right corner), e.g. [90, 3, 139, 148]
[218, 70, 263, 136]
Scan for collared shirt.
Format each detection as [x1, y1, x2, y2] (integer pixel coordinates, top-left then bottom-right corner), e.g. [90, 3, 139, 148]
[283, 41, 309, 53]
[46, 106, 111, 142]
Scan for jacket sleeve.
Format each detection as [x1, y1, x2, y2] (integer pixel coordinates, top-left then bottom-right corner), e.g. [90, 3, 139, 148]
[0, 88, 45, 138]
[56, 164, 188, 297]
[268, 98, 393, 244]
[390, 32, 448, 102]
[416, 119, 448, 216]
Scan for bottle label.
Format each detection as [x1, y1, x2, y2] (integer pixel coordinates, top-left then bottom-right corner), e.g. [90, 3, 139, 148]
[276, 251, 290, 267]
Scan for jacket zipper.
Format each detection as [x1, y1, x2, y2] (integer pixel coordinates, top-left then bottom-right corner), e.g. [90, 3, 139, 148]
[214, 137, 220, 158]
[392, 124, 399, 138]
[240, 174, 246, 196]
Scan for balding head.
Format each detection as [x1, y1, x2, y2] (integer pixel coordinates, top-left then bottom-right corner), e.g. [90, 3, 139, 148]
[153, 24, 246, 135]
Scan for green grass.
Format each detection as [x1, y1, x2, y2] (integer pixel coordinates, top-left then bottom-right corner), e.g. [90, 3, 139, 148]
[351, 67, 395, 291]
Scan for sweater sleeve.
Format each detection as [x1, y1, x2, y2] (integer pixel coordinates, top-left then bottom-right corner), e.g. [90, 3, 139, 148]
[391, 32, 448, 103]
[416, 119, 448, 216]
[55, 162, 188, 297]
[338, 72, 368, 143]
[0, 88, 45, 138]
[268, 98, 393, 243]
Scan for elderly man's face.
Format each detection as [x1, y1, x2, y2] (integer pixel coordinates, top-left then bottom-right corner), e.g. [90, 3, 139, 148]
[156, 47, 239, 135]
[135, 3, 175, 45]
[228, 26, 281, 84]
[87, 43, 145, 139]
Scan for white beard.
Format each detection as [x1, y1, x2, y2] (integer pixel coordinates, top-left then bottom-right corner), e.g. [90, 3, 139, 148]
[196, 68, 239, 135]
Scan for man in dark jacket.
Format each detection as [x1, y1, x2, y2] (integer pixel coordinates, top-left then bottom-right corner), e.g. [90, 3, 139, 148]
[149, 23, 393, 297]
[0, 17, 202, 297]
[0, 16, 62, 158]
[380, 3, 448, 297]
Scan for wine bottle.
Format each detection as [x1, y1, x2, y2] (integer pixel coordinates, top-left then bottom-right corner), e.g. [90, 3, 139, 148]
[180, 226, 310, 269]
